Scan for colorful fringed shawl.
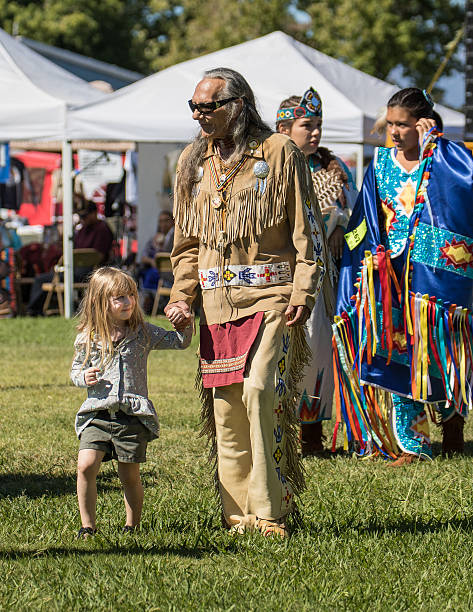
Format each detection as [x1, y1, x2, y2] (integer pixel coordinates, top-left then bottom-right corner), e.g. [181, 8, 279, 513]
[333, 135, 473, 454]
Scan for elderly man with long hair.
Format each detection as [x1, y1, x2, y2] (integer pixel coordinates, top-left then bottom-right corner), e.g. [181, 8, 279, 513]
[165, 68, 332, 537]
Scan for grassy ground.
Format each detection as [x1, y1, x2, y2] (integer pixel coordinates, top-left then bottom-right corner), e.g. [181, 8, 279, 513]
[1, 317, 473, 611]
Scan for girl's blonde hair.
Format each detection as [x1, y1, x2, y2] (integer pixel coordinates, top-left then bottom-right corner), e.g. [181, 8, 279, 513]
[77, 267, 145, 365]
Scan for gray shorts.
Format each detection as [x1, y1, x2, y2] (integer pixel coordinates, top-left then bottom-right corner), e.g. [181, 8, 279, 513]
[79, 410, 151, 463]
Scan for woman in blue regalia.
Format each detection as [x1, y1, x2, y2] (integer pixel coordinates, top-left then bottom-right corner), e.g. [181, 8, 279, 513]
[334, 88, 470, 465]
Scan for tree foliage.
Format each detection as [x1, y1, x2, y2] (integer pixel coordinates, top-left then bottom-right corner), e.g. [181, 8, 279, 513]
[0, 0, 297, 74]
[0, 0, 465, 95]
[0, 0, 159, 73]
[147, 0, 297, 70]
[296, 0, 465, 88]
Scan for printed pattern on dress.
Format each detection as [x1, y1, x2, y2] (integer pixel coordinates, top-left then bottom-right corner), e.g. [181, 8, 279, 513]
[375, 147, 420, 258]
[272, 330, 294, 513]
[412, 222, 473, 279]
[298, 369, 325, 424]
[303, 196, 327, 289]
[391, 394, 432, 457]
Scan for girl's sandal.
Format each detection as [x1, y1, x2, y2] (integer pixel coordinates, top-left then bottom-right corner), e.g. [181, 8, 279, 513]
[77, 527, 97, 540]
[256, 518, 289, 539]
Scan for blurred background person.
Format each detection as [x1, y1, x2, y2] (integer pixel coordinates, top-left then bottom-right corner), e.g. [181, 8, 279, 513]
[277, 87, 358, 456]
[138, 210, 174, 314]
[26, 201, 113, 316]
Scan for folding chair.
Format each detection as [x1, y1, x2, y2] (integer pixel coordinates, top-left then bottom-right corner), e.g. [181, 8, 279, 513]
[42, 248, 103, 316]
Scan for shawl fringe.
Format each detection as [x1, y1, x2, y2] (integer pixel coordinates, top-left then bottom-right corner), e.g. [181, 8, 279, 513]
[332, 245, 472, 456]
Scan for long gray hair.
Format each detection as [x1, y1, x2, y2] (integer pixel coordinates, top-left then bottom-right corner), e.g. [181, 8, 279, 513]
[177, 67, 272, 203]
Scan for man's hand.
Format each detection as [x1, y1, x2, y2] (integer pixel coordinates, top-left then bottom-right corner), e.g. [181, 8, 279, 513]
[164, 300, 191, 330]
[285, 305, 311, 327]
[328, 226, 345, 260]
[84, 367, 101, 386]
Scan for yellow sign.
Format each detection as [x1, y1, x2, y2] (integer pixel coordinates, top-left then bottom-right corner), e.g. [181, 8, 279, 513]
[345, 218, 367, 250]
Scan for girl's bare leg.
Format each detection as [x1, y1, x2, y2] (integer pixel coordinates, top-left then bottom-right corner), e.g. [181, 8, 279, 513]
[77, 449, 105, 529]
[117, 462, 143, 527]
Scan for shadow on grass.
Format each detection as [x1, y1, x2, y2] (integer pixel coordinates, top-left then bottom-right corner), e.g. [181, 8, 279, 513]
[431, 440, 473, 457]
[300, 514, 473, 537]
[320, 442, 473, 460]
[0, 535, 239, 559]
[0, 545, 211, 560]
[0, 471, 124, 499]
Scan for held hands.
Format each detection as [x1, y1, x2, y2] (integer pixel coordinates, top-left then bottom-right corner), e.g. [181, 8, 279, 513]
[416, 117, 437, 146]
[84, 367, 101, 386]
[164, 300, 192, 331]
[285, 304, 311, 327]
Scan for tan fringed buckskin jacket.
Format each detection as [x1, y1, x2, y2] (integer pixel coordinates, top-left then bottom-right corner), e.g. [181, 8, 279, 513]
[170, 131, 334, 325]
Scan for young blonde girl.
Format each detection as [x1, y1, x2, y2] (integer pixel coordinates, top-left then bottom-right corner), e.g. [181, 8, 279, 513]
[71, 267, 192, 538]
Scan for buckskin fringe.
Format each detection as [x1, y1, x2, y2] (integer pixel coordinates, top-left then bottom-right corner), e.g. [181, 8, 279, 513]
[195, 358, 223, 517]
[196, 359, 217, 468]
[174, 152, 308, 248]
[282, 326, 312, 498]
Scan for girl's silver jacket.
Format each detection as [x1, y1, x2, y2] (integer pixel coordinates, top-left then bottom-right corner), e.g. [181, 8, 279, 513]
[71, 322, 192, 437]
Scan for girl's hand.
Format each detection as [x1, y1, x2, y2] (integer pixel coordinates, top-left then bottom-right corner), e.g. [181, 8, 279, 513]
[166, 306, 191, 330]
[84, 367, 101, 386]
[328, 226, 345, 260]
[416, 117, 437, 145]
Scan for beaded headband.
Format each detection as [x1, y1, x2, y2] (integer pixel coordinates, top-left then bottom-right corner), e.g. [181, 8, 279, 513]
[276, 87, 322, 123]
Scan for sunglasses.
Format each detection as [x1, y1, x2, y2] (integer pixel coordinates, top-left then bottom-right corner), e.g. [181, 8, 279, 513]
[188, 97, 239, 114]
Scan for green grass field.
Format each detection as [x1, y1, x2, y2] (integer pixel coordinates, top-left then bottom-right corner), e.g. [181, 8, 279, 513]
[1, 317, 473, 611]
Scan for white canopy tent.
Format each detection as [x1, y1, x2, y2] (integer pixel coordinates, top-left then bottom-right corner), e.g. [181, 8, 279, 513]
[68, 30, 464, 145]
[0, 28, 105, 317]
[0, 28, 104, 139]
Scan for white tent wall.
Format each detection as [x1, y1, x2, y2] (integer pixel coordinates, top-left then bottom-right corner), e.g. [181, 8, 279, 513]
[136, 142, 183, 258]
[0, 28, 104, 139]
[0, 28, 106, 318]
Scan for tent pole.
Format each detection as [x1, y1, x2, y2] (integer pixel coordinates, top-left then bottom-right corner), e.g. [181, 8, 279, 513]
[356, 144, 364, 191]
[62, 139, 74, 319]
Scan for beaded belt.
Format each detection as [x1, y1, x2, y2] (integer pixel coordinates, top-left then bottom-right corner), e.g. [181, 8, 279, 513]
[199, 262, 292, 290]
